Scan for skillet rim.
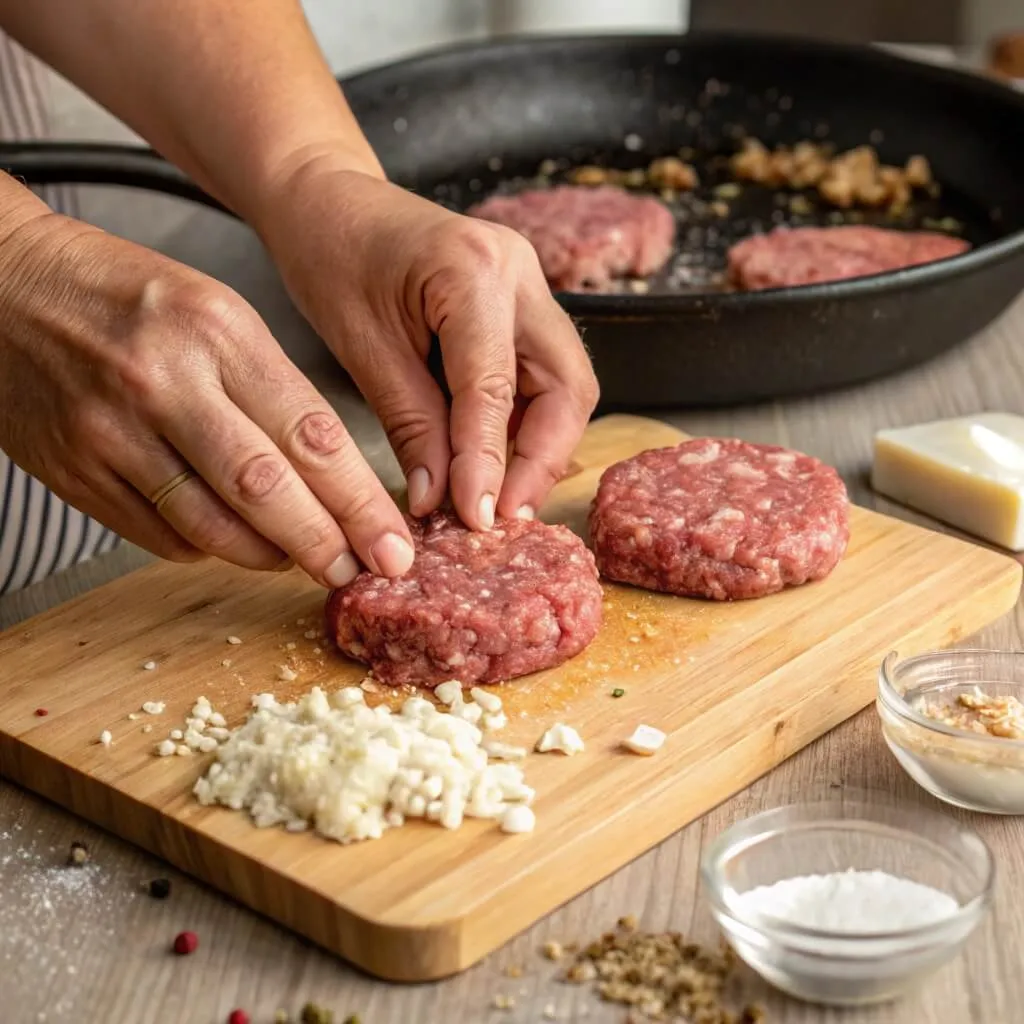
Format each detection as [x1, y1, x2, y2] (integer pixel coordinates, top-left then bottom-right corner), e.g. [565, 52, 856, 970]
[340, 31, 1024, 314]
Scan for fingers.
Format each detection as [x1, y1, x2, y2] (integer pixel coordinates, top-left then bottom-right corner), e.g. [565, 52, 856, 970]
[339, 330, 452, 517]
[116, 435, 288, 571]
[56, 465, 205, 564]
[426, 239, 518, 531]
[184, 347, 413, 583]
[497, 280, 599, 520]
[500, 394, 590, 519]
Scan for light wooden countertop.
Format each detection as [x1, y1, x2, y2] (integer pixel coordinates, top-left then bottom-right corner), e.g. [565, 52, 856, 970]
[4, 150, 1024, 1024]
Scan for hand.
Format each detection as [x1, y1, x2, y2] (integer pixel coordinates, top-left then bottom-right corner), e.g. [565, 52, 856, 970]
[0, 211, 415, 586]
[256, 160, 600, 529]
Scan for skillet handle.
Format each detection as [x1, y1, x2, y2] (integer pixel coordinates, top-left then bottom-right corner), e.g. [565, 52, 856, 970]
[0, 141, 233, 217]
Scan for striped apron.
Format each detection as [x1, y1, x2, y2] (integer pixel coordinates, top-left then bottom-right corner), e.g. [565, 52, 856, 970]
[0, 33, 119, 594]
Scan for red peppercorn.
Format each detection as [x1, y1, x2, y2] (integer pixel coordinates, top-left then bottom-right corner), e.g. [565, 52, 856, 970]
[34, 708, 48, 717]
[172, 931, 198, 955]
[227, 1011, 249, 1024]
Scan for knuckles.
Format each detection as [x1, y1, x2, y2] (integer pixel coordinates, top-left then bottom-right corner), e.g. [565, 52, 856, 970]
[228, 452, 288, 505]
[374, 400, 438, 464]
[286, 410, 349, 466]
[437, 219, 532, 278]
[107, 275, 260, 415]
[473, 371, 516, 411]
[140, 276, 252, 347]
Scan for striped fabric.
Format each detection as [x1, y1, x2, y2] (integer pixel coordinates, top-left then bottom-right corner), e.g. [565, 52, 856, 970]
[0, 32, 120, 594]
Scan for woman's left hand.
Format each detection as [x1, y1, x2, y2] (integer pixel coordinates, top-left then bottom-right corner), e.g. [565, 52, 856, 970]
[255, 159, 600, 531]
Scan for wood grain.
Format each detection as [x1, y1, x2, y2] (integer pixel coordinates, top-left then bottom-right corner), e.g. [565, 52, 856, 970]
[4, 155, 1024, 1023]
[1, 415, 1019, 986]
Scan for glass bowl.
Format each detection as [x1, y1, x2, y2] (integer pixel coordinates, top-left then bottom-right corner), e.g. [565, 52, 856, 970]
[700, 799, 992, 1006]
[877, 649, 1024, 814]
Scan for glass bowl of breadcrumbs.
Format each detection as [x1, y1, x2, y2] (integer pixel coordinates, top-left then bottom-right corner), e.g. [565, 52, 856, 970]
[878, 649, 1024, 814]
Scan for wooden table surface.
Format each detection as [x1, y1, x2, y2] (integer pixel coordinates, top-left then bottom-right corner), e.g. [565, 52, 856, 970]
[5, 258, 1024, 1021]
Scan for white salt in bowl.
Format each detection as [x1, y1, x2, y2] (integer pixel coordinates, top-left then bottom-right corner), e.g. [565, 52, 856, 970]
[878, 649, 1024, 814]
[700, 799, 992, 1006]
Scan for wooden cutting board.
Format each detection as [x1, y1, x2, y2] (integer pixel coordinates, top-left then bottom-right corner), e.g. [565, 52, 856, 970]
[1, 414, 1020, 982]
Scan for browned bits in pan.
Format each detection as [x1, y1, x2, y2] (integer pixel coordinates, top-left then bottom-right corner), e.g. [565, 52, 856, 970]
[567, 157, 698, 193]
[788, 194, 813, 216]
[789, 140, 831, 188]
[730, 137, 935, 215]
[904, 154, 933, 189]
[730, 137, 773, 183]
[569, 164, 610, 186]
[647, 156, 699, 191]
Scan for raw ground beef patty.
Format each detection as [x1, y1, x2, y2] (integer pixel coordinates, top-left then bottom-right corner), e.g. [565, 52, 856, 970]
[467, 185, 676, 292]
[589, 438, 850, 601]
[727, 225, 970, 291]
[326, 511, 603, 688]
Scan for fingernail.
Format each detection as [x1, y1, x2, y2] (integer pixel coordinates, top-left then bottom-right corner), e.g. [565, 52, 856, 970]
[370, 532, 415, 577]
[324, 551, 361, 588]
[515, 504, 535, 521]
[407, 466, 431, 513]
[478, 493, 496, 530]
[274, 557, 295, 573]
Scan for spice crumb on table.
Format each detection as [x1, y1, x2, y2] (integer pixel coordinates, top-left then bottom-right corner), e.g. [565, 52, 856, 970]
[549, 916, 761, 1023]
[66, 841, 89, 866]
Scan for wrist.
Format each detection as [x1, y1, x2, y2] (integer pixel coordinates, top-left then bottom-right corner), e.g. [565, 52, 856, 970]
[243, 145, 386, 262]
[235, 136, 385, 233]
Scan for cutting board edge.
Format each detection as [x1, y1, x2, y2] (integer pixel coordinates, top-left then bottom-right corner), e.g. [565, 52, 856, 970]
[2, 553, 1017, 983]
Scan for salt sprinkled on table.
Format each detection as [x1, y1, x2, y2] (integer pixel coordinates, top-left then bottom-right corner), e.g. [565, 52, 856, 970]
[734, 868, 959, 933]
[0, 823, 139, 1020]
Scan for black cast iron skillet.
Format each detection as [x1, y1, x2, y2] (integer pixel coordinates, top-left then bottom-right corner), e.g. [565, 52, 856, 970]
[6, 32, 1024, 410]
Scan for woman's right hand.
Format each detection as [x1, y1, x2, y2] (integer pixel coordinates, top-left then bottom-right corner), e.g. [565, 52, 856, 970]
[0, 208, 416, 587]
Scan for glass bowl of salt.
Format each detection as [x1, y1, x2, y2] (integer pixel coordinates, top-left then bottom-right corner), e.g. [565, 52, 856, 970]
[700, 798, 992, 1007]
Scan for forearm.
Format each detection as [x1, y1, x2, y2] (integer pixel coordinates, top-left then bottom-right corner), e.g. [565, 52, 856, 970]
[0, 0, 383, 223]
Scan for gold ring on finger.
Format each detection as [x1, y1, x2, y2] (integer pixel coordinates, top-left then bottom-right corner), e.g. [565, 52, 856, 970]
[150, 469, 198, 511]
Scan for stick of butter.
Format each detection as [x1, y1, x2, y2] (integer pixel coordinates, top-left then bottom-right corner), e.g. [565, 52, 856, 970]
[872, 413, 1024, 551]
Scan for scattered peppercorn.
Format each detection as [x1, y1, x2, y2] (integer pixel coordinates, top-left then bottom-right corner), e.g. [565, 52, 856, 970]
[34, 708, 49, 717]
[147, 877, 172, 900]
[67, 841, 89, 866]
[227, 1011, 250, 1024]
[300, 1003, 333, 1024]
[611, 688, 625, 699]
[172, 931, 199, 955]
[342, 1016, 361, 1024]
